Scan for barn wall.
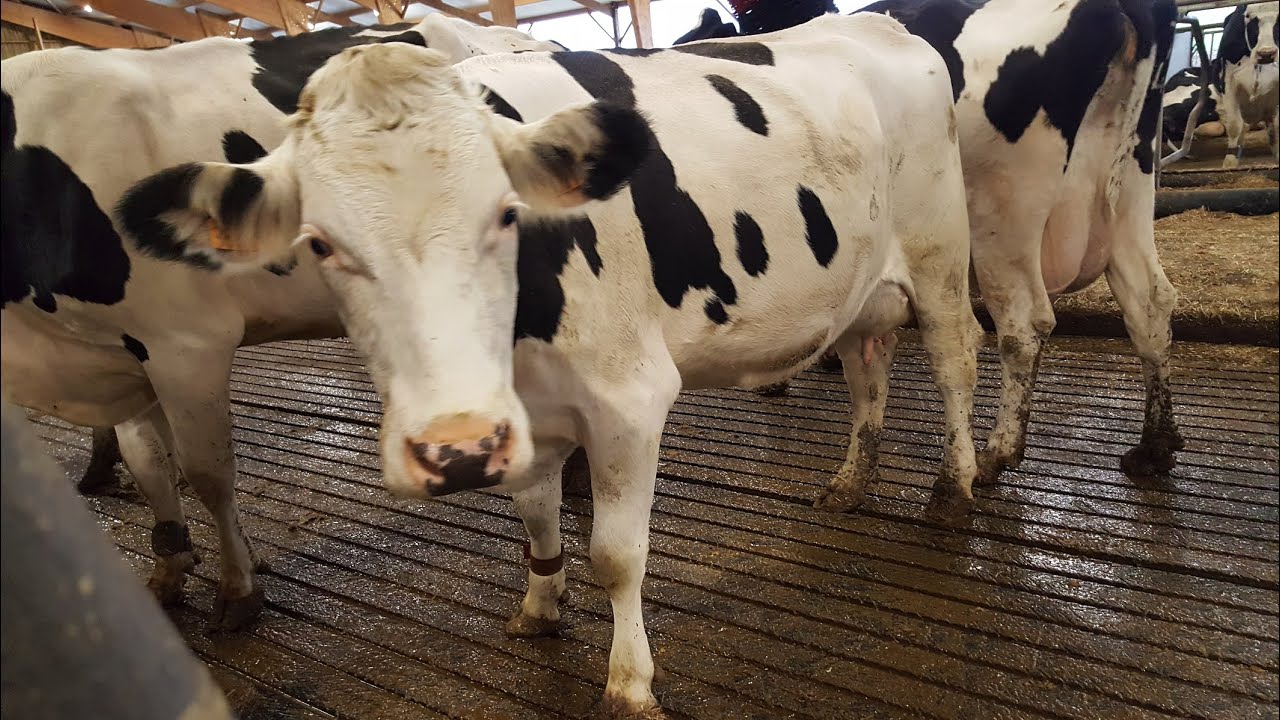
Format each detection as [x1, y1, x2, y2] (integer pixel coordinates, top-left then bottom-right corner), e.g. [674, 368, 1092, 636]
[2, 20, 81, 59]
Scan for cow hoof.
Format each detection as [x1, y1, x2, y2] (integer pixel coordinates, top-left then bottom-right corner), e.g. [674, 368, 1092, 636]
[755, 381, 790, 397]
[211, 582, 265, 631]
[814, 484, 866, 513]
[924, 484, 975, 527]
[76, 465, 122, 496]
[505, 610, 561, 638]
[147, 574, 187, 607]
[595, 694, 665, 720]
[974, 448, 1013, 487]
[1222, 154, 1240, 169]
[1120, 443, 1177, 478]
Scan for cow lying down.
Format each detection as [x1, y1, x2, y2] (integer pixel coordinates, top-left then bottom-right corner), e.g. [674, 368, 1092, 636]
[2, 15, 561, 629]
[117, 15, 978, 715]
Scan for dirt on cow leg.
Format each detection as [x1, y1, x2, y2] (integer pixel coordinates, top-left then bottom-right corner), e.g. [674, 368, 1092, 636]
[815, 424, 881, 512]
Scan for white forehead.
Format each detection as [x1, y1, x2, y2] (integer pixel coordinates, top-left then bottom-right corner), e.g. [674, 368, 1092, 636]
[290, 43, 498, 169]
[285, 43, 510, 223]
[1245, 3, 1279, 21]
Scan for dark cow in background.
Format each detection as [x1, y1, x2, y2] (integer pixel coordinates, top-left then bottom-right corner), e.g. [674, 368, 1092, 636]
[1161, 60, 1224, 150]
[1218, 1, 1279, 166]
[2, 15, 560, 628]
[675, 0, 836, 43]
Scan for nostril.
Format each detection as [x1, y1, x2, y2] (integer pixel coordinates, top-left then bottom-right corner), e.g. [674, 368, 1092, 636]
[402, 419, 516, 495]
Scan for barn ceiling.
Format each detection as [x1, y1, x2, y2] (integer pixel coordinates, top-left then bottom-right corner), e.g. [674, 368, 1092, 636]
[1, 0, 617, 49]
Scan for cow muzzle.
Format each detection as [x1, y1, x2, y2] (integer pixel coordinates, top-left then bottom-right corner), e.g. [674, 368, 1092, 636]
[403, 414, 514, 496]
[1258, 48, 1278, 64]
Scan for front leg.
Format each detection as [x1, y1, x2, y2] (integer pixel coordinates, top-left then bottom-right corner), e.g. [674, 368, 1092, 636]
[147, 343, 263, 630]
[507, 440, 577, 638]
[582, 365, 679, 719]
[1222, 103, 1246, 168]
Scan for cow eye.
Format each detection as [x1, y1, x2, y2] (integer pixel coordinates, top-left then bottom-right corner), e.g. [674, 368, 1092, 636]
[309, 237, 333, 258]
[501, 207, 519, 228]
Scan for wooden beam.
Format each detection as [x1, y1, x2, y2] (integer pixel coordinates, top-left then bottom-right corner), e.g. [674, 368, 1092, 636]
[626, 0, 649, 47]
[87, 0, 235, 39]
[1, 0, 171, 47]
[201, 0, 341, 34]
[373, 0, 403, 23]
[414, 0, 492, 26]
[488, 0, 514, 26]
[480, 0, 609, 17]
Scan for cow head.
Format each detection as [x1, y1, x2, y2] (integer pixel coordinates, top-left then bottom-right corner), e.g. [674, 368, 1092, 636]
[1222, 2, 1279, 68]
[118, 43, 650, 500]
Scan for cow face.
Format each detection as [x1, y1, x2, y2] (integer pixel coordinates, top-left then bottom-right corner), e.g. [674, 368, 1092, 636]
[1224, 2, 1280, 68]
[118, 43, 649, 499]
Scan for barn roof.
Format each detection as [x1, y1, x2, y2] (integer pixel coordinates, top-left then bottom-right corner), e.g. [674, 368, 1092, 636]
[1, 0, 638, 50]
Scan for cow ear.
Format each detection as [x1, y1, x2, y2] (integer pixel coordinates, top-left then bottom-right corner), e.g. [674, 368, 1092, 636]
[116, 155, 300, 271]
[490, 101, 650, 211]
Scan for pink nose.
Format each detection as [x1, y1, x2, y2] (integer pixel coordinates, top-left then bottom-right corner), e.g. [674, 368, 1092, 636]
[403, 414, 514, 496]
[1259, 48, 1278, 64]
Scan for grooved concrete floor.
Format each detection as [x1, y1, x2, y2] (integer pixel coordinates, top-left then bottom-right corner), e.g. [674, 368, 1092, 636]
[32, 335, 1280, 720]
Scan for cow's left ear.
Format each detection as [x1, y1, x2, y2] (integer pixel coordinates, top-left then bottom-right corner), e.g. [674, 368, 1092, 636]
[490, 101, 650, 211]
[116, 153, 301, 272]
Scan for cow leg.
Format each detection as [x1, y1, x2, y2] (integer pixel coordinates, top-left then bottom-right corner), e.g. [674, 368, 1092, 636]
[814, 332, 896, 512]
[913, 277, 982, 523]
[116, 404, 198, 606]
[972, 252, 1056, 487]
[148, 348, 263, 630]
[1269, 111, 1279, 162]
[506, 440, 577, 638]
[77, 426, 123, 495]
[1106, 181, 1184, 478]
[583, 362, 679, 718]
[1222, 106, 1246, 168]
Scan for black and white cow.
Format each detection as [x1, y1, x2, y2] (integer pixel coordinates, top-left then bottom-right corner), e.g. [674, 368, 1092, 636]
[803, 0, 1183, 493]
[117, 15, 979, 714]
[1, 15, 561, 628]
[1161, 60, 1224, 150]
[1217, 1, 1279, 166]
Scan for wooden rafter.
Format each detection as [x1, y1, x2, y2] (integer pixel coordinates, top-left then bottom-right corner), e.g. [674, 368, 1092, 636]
[84, 0, 235, 39]
[481, 0, 609, 18]
[626, 0, 648, 47]
[199, 0, 345, 34]
[489, 0, 514, 26]
[2, 0, 171, 46]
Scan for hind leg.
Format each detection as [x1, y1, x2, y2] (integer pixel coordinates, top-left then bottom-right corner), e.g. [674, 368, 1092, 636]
[971, 239, 1057, 487]
[912, 274, 982, 523]
[116, 404, 197, 606]
[815, 332, 896, 512]
[77, 426, 123, 495]
[1107, 168, 1184, 477]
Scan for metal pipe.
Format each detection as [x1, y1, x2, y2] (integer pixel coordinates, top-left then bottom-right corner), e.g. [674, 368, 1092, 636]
[1154, 187, 1279, 217]
[1161, 15, 1213, 169]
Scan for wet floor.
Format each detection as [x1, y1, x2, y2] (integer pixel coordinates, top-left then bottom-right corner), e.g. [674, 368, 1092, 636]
[31, 335, 1280, 720]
